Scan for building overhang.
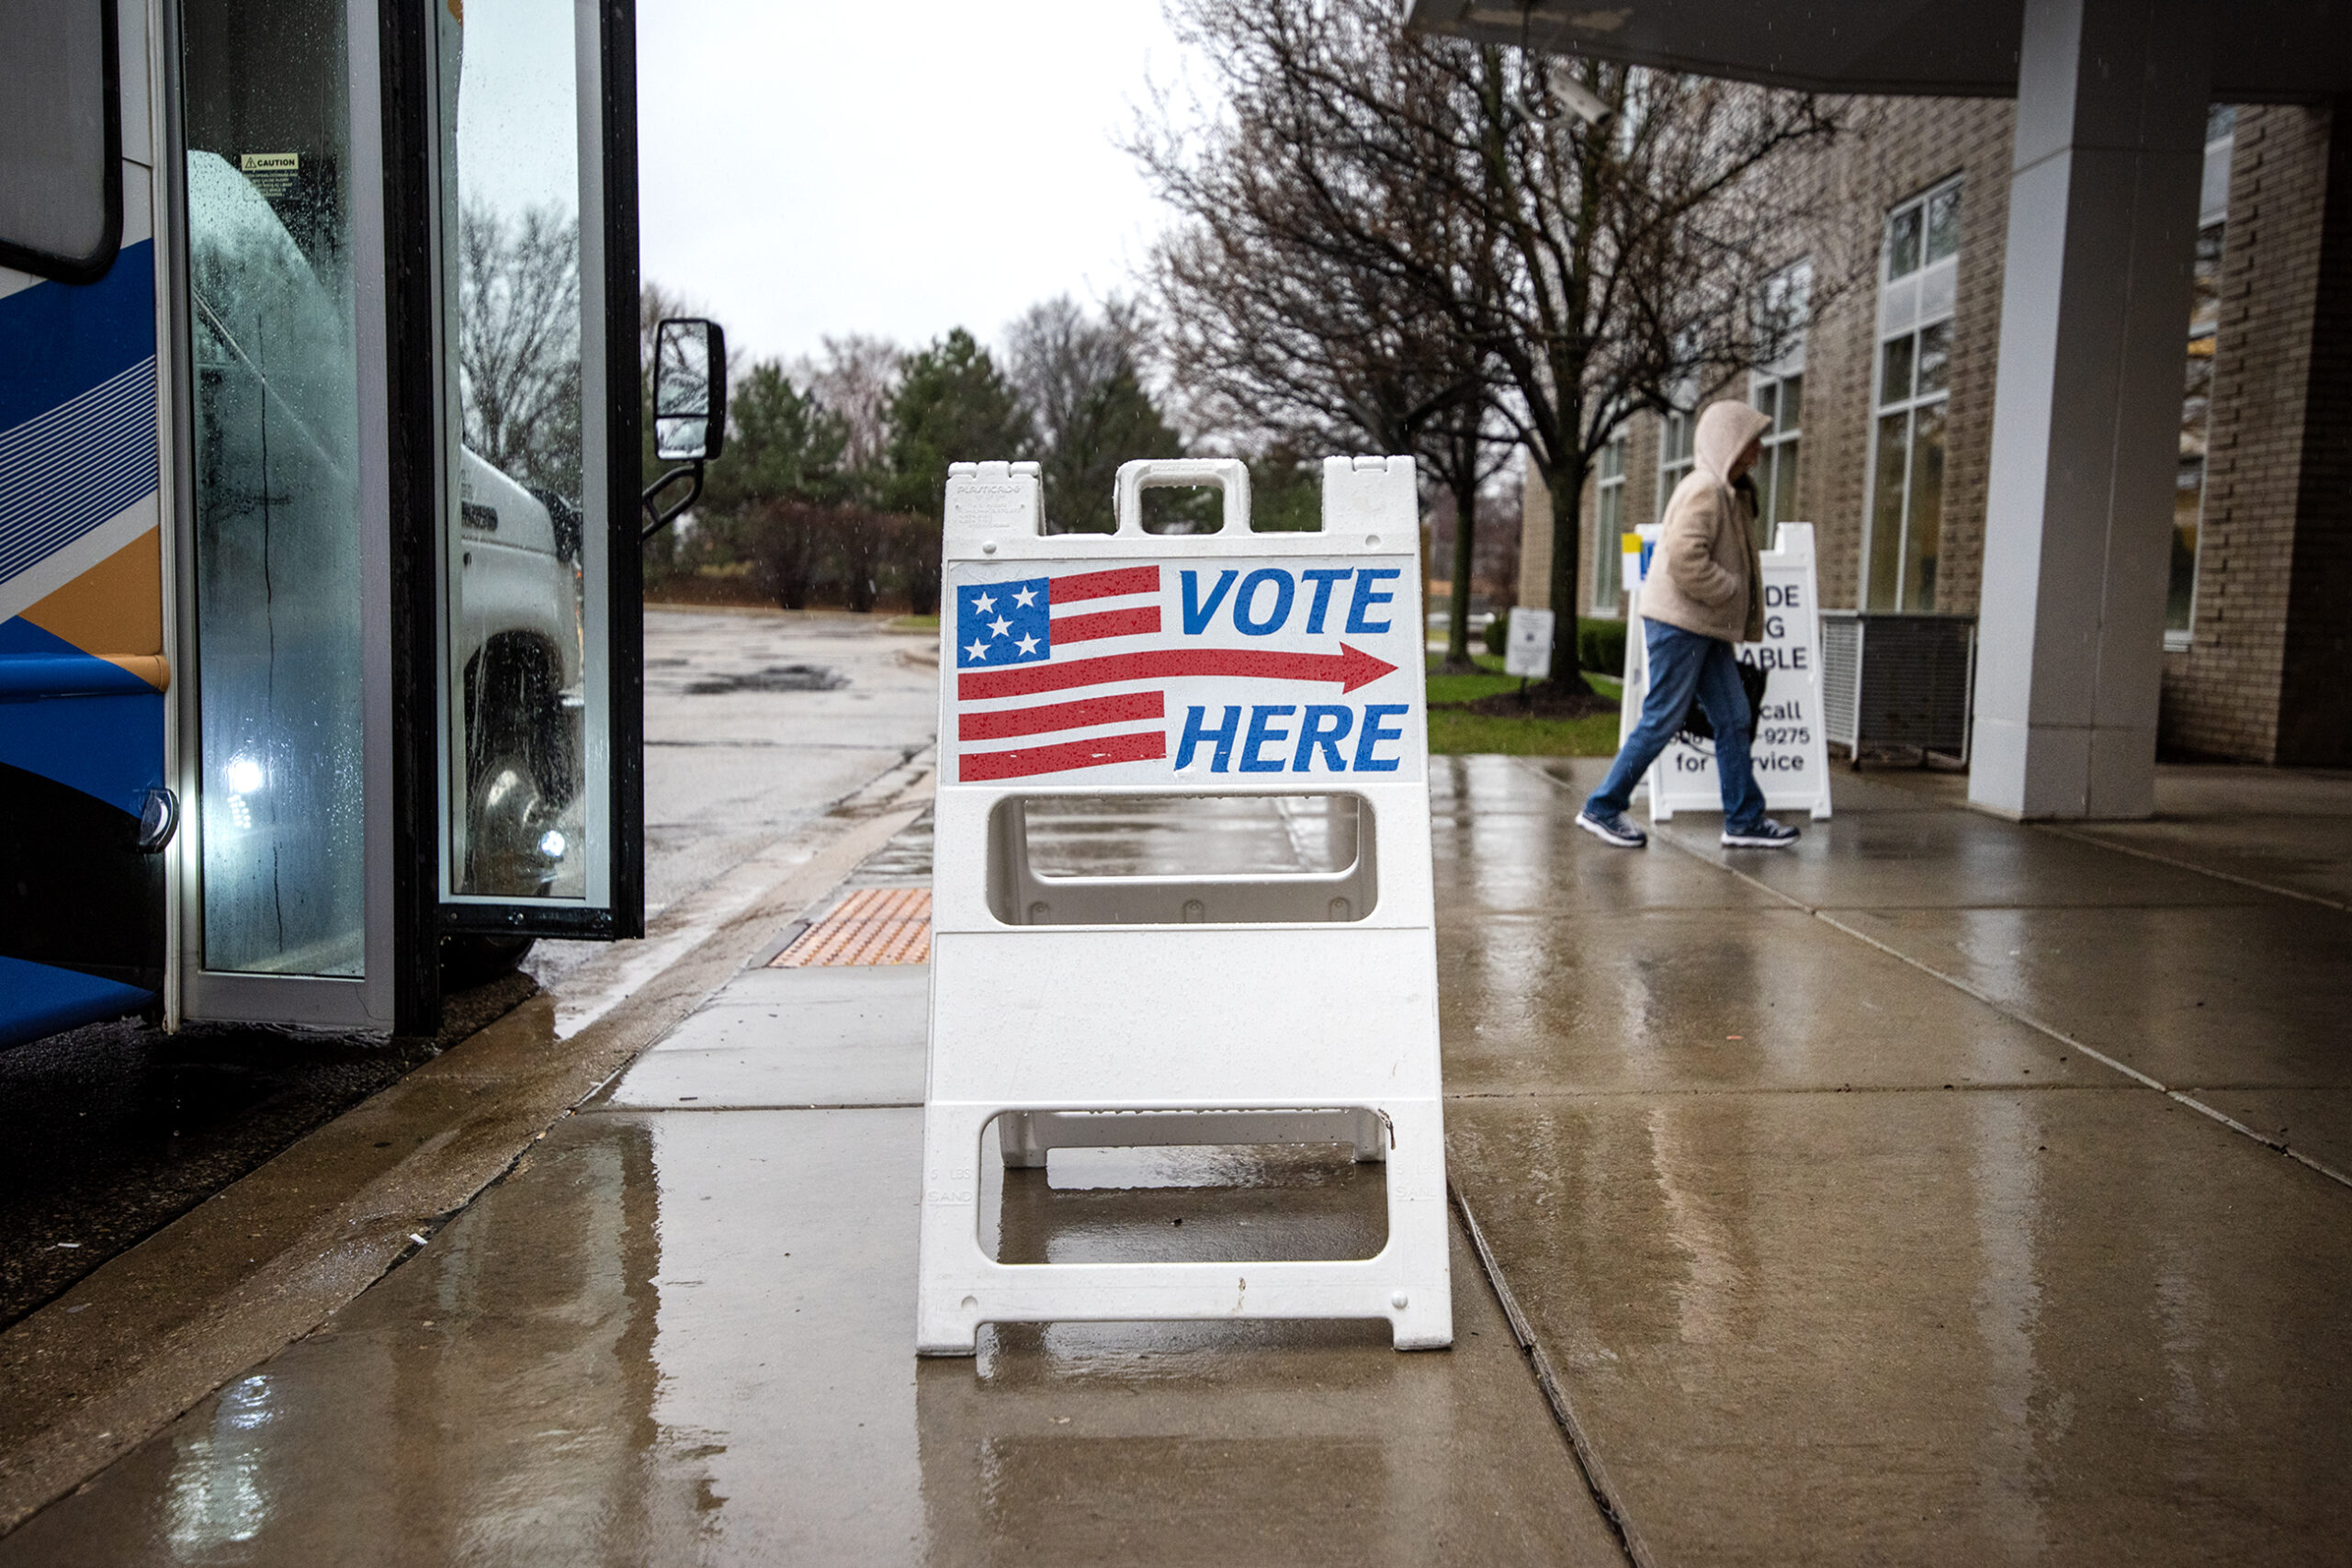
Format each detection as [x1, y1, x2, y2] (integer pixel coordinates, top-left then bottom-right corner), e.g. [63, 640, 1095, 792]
[1404, 0, 2352, 102]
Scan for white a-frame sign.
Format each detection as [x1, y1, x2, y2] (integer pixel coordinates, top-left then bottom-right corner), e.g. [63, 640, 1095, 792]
[916, 456, 1452, 1356]
[1621, 522, 1835, 821]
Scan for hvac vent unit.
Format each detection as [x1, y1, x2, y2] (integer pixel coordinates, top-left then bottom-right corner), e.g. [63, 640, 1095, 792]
[1820, 612, 1974, 765]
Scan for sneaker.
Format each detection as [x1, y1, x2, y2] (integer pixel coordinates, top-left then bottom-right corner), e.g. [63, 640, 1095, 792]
[1577, 808, 1648, 848]
[1722, 818, 1800, 849]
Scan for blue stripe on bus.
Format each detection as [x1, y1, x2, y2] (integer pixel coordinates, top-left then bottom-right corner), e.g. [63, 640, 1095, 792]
[0, 954, 154, 1049]
[0, 653, 158, 699]
[0, 357, 158, 582]
[0, 241, 156, 434]
[0, 619, 162, 811]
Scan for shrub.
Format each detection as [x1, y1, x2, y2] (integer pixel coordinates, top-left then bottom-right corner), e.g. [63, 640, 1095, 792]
[1578, 617, 1628, 676]
[746, 501, 829, 609]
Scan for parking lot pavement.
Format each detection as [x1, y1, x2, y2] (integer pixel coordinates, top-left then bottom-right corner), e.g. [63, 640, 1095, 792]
[528, 607, 938, 993]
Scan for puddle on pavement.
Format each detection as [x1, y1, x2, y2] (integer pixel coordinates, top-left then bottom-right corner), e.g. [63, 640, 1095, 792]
[683, 663, 846, 694]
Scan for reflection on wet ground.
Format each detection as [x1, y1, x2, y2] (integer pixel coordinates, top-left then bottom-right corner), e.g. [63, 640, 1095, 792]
[984, 1143, 1387, 1265]
[1431, 755, 2352, 1563]
[2, 1108, 1620, 1566]
[7, 758, 2350, 1563]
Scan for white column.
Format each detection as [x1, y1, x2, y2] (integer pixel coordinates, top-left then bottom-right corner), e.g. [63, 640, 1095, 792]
[1970, 0, 2211, 819]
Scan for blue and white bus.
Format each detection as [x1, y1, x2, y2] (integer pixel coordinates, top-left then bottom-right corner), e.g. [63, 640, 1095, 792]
[2, 0, 711, 1044]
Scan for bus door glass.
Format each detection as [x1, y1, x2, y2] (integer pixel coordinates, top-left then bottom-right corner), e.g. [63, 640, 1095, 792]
[430, 0, 638, 934]
[175, 0, 371, 987]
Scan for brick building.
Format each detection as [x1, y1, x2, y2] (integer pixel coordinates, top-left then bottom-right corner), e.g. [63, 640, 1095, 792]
[1517, 96, 2351, 766]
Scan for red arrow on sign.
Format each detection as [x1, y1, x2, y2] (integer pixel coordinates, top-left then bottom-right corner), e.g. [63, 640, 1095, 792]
[959, 643, 1401, 701]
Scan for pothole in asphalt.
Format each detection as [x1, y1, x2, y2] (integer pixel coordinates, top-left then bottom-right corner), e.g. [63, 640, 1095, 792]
[684, 664, 847, 694]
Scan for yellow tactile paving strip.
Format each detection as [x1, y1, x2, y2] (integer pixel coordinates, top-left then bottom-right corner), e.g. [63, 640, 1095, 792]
[770, 887, 932, 966]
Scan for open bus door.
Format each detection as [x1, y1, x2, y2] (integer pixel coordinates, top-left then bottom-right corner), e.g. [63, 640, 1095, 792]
[170, 0, 651, 1034]
[0, 0, 679, 1045]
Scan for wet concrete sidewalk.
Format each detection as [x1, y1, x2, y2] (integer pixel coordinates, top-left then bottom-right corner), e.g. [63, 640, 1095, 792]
[6, 763, 2349, 1563]
[1441, 759, 2352, 1564]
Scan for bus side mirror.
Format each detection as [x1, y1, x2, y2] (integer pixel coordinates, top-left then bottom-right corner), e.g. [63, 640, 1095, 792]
[653, 318, 727, 462]
[644, 318, 727, 537]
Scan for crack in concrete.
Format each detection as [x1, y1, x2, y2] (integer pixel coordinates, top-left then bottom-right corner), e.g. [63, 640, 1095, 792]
[1451, 1184, 1653, 1568]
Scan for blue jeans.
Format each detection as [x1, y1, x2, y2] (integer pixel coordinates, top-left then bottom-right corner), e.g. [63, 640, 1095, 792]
[1585, 622, 1768, 831]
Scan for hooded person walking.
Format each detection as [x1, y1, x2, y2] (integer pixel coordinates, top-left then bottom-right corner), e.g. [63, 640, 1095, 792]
[1577, 399, 1800, 850]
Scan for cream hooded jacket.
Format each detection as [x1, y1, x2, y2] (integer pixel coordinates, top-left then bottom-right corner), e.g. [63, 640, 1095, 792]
[1640, 400, 1773, 645]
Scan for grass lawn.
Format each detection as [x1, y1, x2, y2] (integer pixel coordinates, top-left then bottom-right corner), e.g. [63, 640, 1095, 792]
[1425, 654, 1623, 757]
[891, 615, 941, 633]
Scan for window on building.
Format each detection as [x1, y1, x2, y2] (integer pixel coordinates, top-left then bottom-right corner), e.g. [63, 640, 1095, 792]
[1591, 432, 1627, 613]
[1864, 178, 1961, 610]
[2168, 106, 2235, 645]
[1657, 408, 1694, 519]
[1749, 260, 1810, 546]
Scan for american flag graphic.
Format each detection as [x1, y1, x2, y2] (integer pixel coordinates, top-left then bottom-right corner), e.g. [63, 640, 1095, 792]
[952, 564, 1399, 783]
[953, 565, 1169, 782]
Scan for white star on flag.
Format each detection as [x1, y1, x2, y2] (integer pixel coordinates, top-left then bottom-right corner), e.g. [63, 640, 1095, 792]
[965, 639, 989, 660]
[1012, 586, 1037, 608]
[989, 616, 1013, 637]
[972, 592, 996, 614]
[1015, 634, 1039, 655]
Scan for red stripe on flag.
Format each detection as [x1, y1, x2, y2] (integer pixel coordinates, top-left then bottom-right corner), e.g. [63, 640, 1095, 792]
[1052, 605, 1159, 643]
[1052, 565, 1159, 603]
[959, 729, 1167, 782]
[959, 690, 1164, 740]
[959, 643, 1399, 700]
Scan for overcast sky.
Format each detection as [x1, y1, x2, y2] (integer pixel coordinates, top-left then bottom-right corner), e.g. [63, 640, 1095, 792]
[636, 1, 1210, 369]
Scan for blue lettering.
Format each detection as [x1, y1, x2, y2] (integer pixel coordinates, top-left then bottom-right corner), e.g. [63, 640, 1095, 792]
[1300, 569, 1351, 634]
[1176, 705, 1241, 772]
[1233, 568, 1296, 636]
[1353, 704, 1408, 772]
[1239, 705, 1296, 773]
[1180, 570, 1238, 636]
[1294, 705, 1354, 772]
[1345, 568, 1401, 634]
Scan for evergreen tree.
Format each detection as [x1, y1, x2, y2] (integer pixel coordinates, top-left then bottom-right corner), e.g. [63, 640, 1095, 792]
[885, 329, 1034, 509]
[705, 362, 849, 516]
[885, 330, 1033, 608]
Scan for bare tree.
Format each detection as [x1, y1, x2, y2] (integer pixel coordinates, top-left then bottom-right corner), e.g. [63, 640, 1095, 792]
[1144, 0, 1849, 692]
[1003, 295, 1186, 532]
[1148, 188, 1510, 664]
[458, 199, 581, 498]
[795, 333, 903, 491]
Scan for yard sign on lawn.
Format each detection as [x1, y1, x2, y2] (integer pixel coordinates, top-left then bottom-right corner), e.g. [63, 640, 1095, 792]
[917, 456, 1452, 1355]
